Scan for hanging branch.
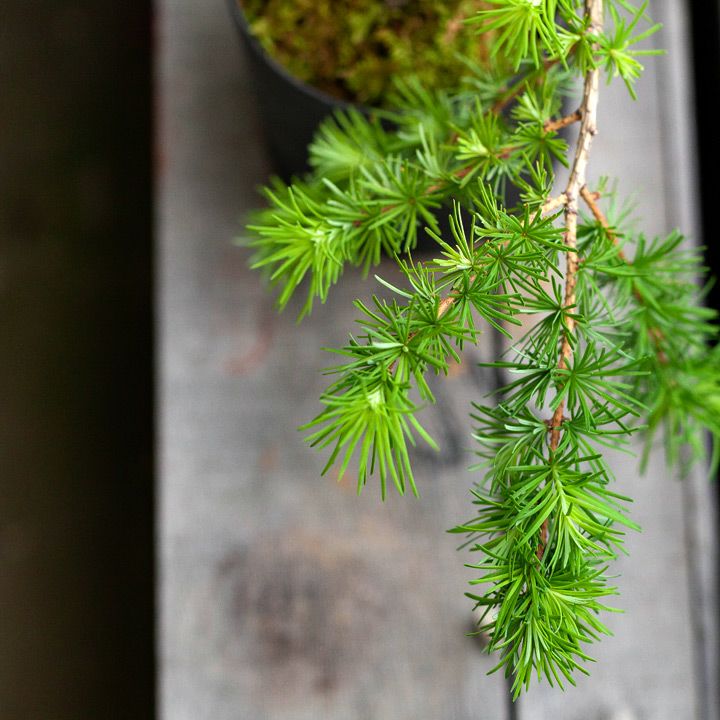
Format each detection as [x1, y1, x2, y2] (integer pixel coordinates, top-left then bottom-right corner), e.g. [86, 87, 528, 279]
[245, 0, 720, 697]
[539, 0, 604, 560]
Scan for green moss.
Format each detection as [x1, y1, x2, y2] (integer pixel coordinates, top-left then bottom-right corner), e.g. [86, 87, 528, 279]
[240, 0, 498, 105]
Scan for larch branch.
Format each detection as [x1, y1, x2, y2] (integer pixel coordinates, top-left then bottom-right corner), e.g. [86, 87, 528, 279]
[538, 0, 604, 561]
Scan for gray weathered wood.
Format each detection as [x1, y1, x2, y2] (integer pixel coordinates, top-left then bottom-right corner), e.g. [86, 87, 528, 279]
[158, 1, 717, 718]
[157, 2, 509, 718]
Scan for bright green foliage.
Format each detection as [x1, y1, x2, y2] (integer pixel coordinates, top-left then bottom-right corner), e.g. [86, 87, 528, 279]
[245, 0, 720, 697]
[575, 222, 720, 472]
[248, 71, 572, 316]
[597, 2, 664, 98]
[301, 204, 565, 497]
[467, 0, 572, 67]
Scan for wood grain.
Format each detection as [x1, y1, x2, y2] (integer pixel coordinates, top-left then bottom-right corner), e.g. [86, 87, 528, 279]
[157, 2, 509, 718]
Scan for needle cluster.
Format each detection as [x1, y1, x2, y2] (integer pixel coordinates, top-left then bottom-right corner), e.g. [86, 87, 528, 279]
[245, 0, 720, 696]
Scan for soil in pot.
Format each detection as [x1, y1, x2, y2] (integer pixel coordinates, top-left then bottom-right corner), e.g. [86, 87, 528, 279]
[239, 0, 495, 107]
[232, 0, 500, 178]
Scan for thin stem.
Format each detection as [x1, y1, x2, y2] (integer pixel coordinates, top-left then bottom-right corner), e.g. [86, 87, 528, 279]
[538, 0, 604, 561]
[544, 109, 582, 134]
[580, 184, 624, 257]
[542, 193, 568, 215]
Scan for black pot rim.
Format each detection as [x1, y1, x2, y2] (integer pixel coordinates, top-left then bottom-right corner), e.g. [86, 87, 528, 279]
[227, 0, 355, 112]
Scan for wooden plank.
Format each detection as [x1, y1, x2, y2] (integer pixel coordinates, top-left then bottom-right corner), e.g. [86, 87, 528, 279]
[156, 2, 510, 718]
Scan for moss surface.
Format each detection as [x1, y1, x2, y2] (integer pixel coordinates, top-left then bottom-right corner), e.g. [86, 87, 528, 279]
[241, 0, 495, 105]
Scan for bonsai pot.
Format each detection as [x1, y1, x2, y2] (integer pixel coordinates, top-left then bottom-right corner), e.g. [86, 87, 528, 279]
[228, 0, 352, 180]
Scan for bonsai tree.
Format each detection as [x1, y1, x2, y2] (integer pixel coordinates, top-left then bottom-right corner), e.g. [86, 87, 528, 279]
[246, 0, 720, 698]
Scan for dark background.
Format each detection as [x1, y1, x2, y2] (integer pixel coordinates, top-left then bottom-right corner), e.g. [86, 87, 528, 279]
[689, 3, 720, 314]
[0, 1, 717, 718]
[0, 2, 154, 718]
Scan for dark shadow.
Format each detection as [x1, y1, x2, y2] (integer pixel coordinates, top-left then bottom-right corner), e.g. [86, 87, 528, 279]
[688, 3, 720, 719]
[0, 2, 154, 717]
